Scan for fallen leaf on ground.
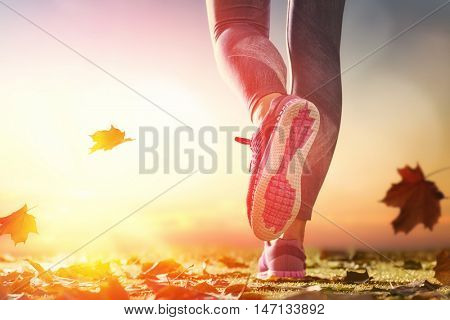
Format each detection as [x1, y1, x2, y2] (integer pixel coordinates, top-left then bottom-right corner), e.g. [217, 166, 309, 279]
[305, 285, 322, 291]
[224, 283, 247, 296]
[343, 269, 371, 283]
[55, 261, 111, 280]
[328, 293, 375, 300]
[1, 271, 34, 285]
[390, 284, 423, 296]
[9, 273, 34, 294]
[300, 275, 331, 283]
[98, 277, 129, 300]
[434, 249, 450, 285]
[141, 261, 155, 273]
[126, 256, 140, 265]
[286, 291, 375, 300]
[320, 250, 350, 261]
[403, 260, 422, 270]
[89, 125, 133, 154]
[286, 291, 328, 300]
[155, 285, 215, 300]
[211, 278, 229, 288]
[352, 251, 384, 263]
[56, 277, 129, 300]
[422, 280, 441, 290]
[216, 271, 250, 279]
[142, 260, 183, 278]
[201, 260, 210, 275]
[168, 264, 194, 280]
[411, 291, 444, 300]
[239, 292, 266, 300]
[0, 205, 37, 245]
[26, 260, 53, 283]
[390, 280, 441, 297]
[191, 282, 219, 294]
[0, 283, 8, 299]
[218, 257, 249, 269]
[144, 279, 166, 293]
[382, 165, 444, 233]
[54, 287, 93, 300]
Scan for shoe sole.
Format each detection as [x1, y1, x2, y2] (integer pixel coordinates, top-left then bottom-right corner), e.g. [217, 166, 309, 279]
[256, 270, 306, 280]
[250, 98, 320, 241]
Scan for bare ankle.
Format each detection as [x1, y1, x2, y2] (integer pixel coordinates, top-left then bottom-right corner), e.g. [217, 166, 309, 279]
[281, 219, 307, 245]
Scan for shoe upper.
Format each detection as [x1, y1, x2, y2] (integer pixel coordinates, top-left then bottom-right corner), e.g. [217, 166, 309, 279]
[236, 96, 287, 225]
[259, 239, 306, 273]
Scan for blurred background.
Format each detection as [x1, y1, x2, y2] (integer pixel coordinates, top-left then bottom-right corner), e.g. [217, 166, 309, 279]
[0, 0, 449, 259]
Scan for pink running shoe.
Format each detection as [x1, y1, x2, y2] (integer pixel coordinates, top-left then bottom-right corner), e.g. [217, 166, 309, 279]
[257, 239, 306, 279]
[236, 95, 320, 241]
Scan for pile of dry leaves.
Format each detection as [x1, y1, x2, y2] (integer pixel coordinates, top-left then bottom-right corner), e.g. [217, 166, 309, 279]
[0, 248, 449, 300]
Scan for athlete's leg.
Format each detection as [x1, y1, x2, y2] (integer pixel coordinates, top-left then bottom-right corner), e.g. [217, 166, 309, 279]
[206, 1, 337, 279]
[206, 0, 287, 123]
[287, 0, 345, 227]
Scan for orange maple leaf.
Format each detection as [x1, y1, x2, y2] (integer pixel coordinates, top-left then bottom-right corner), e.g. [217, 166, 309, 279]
[382, 165, 445, 234]
[154, 285, 216, 300]
[89, 125, 134, 154]
[0, 205, 38, 245]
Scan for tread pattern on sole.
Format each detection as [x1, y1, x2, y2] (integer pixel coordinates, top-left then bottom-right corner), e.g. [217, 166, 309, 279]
[261, 107, 316, 232]
[250, 98, 320, 240]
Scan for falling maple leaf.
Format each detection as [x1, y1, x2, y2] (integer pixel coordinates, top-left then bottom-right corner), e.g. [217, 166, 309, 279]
[0, 205, 37, 245]
[89, 125, 134, 154]
[382, 165, 445, 233]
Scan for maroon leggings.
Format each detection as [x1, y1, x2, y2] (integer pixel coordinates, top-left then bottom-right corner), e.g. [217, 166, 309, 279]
[207, 0, 345, 220]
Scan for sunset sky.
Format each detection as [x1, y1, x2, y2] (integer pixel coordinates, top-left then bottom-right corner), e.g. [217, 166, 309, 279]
[0, 0, 449, 259]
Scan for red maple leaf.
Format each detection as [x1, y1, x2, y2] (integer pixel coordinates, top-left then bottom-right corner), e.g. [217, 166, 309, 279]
[382, 165, 445, 233]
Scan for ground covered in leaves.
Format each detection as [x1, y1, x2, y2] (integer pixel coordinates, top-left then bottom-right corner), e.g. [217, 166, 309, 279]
[1, 248, 449, 300]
